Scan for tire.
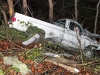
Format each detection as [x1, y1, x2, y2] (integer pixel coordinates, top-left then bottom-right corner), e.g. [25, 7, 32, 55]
[83, 46, 94, 58]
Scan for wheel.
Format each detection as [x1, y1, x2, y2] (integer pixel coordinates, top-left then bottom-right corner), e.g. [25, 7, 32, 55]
[83, 46, 94, 58]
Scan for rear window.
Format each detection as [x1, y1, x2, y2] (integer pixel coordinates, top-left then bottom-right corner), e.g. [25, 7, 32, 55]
[56, 20, 66, 28]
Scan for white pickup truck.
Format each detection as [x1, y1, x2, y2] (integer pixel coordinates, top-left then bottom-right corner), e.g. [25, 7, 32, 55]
[8, 12, 100, 58]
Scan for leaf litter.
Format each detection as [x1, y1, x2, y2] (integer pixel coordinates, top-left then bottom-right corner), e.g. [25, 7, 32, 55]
[0, 40, 99, 75]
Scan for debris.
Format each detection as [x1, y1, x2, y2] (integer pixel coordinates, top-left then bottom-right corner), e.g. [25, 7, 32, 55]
[43, 52, 73, 58]
[3, 56, 31, 75]
[43, 52, 60, 57]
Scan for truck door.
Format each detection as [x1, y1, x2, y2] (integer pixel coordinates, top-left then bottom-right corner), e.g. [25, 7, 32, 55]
[61, 21, 83, 50]
[51, 19, 66, 43]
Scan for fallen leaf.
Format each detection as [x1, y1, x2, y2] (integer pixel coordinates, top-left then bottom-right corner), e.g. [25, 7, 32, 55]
[31, 66, 35, 72]
[19, 55, 24, 61]
[85, 72, 90, 75]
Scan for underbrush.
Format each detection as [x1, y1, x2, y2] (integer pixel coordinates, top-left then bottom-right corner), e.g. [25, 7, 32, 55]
[0, 25, 100, 75]
[0, 25, 27, 42]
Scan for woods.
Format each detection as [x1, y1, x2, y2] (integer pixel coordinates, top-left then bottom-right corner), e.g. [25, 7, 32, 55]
[22, 0, 28, 15]
[0, 0, 99, 33]
[0, 0, 100, 75]
[1, 0, 100, 33]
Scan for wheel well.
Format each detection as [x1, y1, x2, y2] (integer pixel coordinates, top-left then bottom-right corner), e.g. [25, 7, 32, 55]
[85, 45, 98, 51]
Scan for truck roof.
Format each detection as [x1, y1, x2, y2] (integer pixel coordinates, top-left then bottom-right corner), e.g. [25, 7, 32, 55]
[57, 18, 76, 22]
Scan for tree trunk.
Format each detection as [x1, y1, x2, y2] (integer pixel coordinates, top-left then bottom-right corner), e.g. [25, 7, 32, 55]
[75, 0, 78, 21]
[94, 0, 100, 34]
[22, 0, 28, 15]
[7, 0, 14, 17]
[48, 0, 53, 23]
[1, 10, 8, 25]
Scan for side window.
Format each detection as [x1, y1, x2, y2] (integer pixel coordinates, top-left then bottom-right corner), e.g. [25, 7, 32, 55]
[69, 22, 82, 34]
[56, 20, 66, 28]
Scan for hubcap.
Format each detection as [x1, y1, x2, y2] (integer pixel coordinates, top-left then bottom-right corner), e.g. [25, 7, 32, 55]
[85, 51, 92, 58]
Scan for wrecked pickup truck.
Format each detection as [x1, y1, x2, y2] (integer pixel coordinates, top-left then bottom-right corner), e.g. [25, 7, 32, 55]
[8, 12, 100, 58]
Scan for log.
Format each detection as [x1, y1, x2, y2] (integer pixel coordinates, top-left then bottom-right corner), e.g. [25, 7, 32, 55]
[45, 57, 79, 73]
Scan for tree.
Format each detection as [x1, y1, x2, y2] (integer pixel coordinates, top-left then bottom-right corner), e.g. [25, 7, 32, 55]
[48, 0, 53, 23]
[94, 0, 100, 33]
[22, 0, 28, 15]
[0, 2, 8, 25]
[1, 10, 8, 25]
[7, 0, 14, 17]
[75, 0, 78, 21]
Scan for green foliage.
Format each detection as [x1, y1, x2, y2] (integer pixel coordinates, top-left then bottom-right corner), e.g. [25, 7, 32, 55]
[0, 52, 3, 57]
[26, 48, 42, 59]
[0, 25, 27, 42]
[18, 20, 45, 40]
[24, 47, 43, 62]
[80, 57, 100, 74]
[45, 39, 65, 54]
[11, 66, 20, 72]
[17, 20, 33, 27]
[0, 25, 7, 39]
[0, 69, 4, 75]
[94, 65, 100, 73]
[26, 26, 39, 39]
[0, 20, 45, 43]
[0, 20, 40, 42]
[8, 28, 27, 42]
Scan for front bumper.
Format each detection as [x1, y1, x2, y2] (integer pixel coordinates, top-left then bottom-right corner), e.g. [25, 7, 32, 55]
[97, 46, 100, 50]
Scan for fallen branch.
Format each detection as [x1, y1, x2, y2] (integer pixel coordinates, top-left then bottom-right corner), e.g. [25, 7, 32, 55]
[77, 60, 97, 66]
[7, 40, 26, 51]
[0, 32, 27, 51]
